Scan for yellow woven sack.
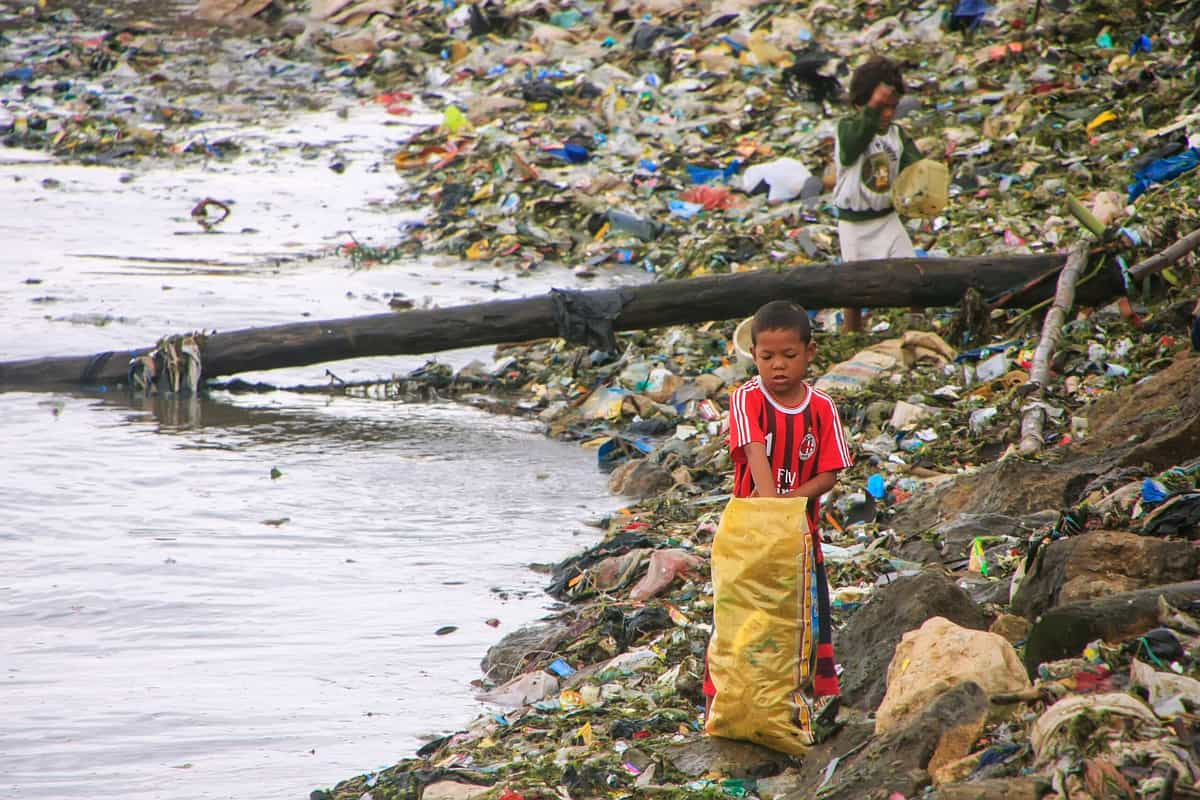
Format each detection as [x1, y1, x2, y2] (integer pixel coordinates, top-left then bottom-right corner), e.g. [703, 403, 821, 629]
[892, 159, 949, 218]
[705, 496, 814, 755]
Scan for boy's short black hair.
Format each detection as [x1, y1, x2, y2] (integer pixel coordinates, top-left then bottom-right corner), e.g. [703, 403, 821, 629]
[751, 300, 812, 345]
[849, 55, 906, 107]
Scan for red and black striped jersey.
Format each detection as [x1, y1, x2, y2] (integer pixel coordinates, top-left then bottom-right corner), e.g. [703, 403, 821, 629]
[729, 377, 853, 529]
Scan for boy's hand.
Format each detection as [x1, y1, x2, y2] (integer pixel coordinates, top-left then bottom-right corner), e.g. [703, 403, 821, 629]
[867, 83, 897, 110]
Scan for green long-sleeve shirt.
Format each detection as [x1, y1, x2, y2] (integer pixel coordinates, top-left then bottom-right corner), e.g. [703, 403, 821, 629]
[835, 105, 923, 221]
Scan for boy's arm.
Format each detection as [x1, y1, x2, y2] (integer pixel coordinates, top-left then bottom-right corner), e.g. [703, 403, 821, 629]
[899, 127, 923, 171]
[785, 470, 839, 500]
[743, 442, 778, 498]
[837, 107, 882, 167]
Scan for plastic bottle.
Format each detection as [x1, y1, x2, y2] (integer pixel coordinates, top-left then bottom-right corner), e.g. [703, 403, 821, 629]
[606, 210, 663, 241]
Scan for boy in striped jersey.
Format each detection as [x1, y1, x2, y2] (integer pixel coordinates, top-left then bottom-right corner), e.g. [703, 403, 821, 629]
[705, 300, 853, 738]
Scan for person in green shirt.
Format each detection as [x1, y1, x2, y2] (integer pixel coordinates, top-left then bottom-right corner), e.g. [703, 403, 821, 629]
[834, 56, 922, 333]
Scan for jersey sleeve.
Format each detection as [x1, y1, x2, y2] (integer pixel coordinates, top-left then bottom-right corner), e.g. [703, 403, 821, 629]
[729, 385, 765, 463]
[814, 393, 854, 474]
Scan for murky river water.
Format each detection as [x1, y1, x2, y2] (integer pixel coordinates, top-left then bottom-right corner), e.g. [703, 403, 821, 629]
[0, 91, 640, 797]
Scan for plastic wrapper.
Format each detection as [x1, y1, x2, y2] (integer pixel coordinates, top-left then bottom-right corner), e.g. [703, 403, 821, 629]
[705, 496, 815, 755]
[892, 159, 949, 218]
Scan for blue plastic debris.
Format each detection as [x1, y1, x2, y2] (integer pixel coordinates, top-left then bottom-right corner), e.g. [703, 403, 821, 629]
[950, 0, 989, 30]
[669, 199, 705, 218]
[545, 142, 590, 164]
[866, 474, 887, 500]
[1129, 34, 1153, 55]
[685, 159, 742, 185]
[1128, 148, 1200, 201]
[1142, 479, 1168, 504]
[548, 658, 576, 677]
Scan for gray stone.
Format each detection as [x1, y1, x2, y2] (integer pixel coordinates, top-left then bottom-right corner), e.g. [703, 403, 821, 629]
[663, 735, 792, 779]
[931, 777, 1045, 800]
[838, 568, 990, 712]
[1011, 530, 1200, 620]
[754, 710, 875, 799]
[480, 615, 581, 683]
[607, 457, 674, 497]
[932, 511, 1059, 561]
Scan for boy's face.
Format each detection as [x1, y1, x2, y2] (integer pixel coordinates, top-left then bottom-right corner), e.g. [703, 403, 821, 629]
[752, 327, 816, 401]
[870, 83, 899, 132]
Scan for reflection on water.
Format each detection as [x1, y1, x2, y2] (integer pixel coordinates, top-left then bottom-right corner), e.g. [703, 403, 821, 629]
[0, 390, 613, 799]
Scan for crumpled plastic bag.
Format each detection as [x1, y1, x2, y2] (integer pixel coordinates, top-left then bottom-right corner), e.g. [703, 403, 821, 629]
[705, 497, 815, 755]
[815, 330, 957, 395]
[741, 157, 821, 203]
[629, 548, 704, 601]
[476, 670, 559, 707]
[892, 159, 949, 218]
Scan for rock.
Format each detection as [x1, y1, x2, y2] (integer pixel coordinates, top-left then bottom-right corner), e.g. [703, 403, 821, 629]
[663, 736, 793, 779]
[930, 778, 1045, 800]
[893, 358, 1200, 538]
[989, 613, 1031, 644]
[329, 32, 378, 54]
[894, 536, 944, 565]
[933, 511, 1058, 561]
[957, 573, 1015, 607]
[1023, 580, 1200, 674]
[421, 781, 492, 800]
[1010, 530, 1200, 620]
[607, 457, 674, 497]
[837, 569, 990, 712]
[480, 616, 582, 683]
[794, 682, 989, 800]
[197, 0, 274, 22]
[754, 709, 875, 799]
[876, 617, 1030, 735]
[890, 459, 1077, 540]
[1082, 356, 1200, 459]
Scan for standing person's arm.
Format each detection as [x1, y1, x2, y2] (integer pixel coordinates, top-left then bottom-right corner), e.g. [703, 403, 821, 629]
[837, 107, 882, 166]
[743, 442, 778, 497]
[838, 84, 896, 166]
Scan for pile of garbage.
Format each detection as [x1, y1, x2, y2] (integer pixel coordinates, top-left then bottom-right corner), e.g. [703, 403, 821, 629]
[314, 314, 1200, 800]
[5, 0, 1200, 277]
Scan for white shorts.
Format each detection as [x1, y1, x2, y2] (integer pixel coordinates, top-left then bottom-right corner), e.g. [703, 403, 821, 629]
[838, 212, 915, 261]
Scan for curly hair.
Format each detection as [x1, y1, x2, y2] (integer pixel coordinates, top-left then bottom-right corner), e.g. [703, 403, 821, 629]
[848, 56, 906, 107]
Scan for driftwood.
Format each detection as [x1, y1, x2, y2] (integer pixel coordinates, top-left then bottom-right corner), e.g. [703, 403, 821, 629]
[3, 233, 1195, 391]
[1128, 225, 1200, 282]
[1018, 245, 1089, 456]
[2, 254, 1088, 390]
[1023, 581, 1200, 675]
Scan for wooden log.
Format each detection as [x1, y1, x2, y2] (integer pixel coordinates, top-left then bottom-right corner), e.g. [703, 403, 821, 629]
[1128, 225, 1200, 282]
[1023, 580, 1200, 676]
[1018, 244, 1088, 456]
[0, 252, 1121, 390]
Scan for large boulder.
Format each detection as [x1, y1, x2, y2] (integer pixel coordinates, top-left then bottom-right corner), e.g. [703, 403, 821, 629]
[876, 617, 1030, 735]
[781, 682, 990, 800]
[891, 356, 1200, 536]
[1023, 580, 1200, 674]
[1011, 530, 1200, 620]
[837, 569, 990, 712]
